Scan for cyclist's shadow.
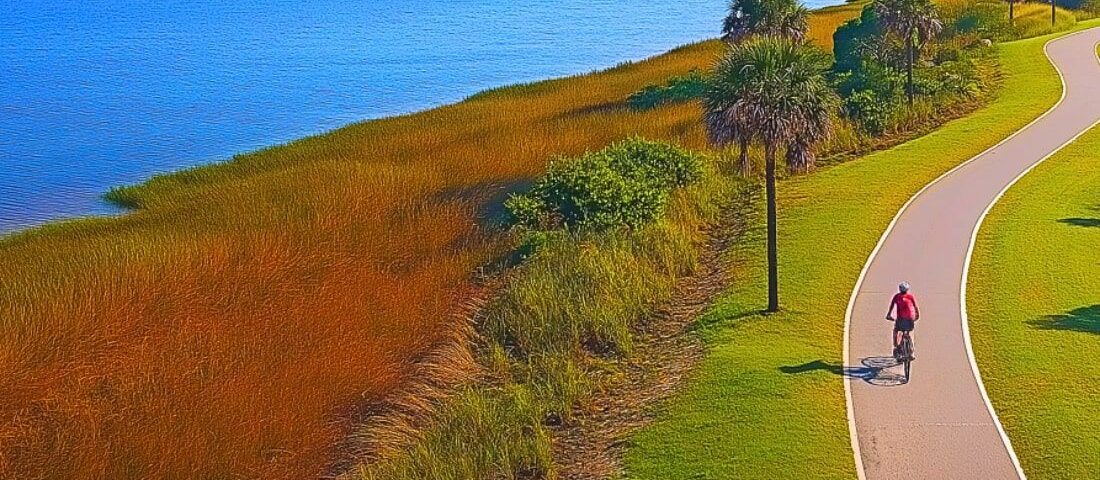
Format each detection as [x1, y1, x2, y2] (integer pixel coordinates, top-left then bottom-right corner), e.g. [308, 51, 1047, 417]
[778, 357, 907, 387]
[858, 356, 907, 386]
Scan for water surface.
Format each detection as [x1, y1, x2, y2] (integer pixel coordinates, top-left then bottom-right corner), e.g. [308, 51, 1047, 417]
[0, 0, 839, 233]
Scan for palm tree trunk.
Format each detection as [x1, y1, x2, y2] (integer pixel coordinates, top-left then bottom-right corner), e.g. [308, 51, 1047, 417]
[1009, 0, 1014, 25]
[765, 144, 779, 313]
[1051, 0, 1056, 26]
[906, 30, 914, 108]
[738, 135, 751, 176]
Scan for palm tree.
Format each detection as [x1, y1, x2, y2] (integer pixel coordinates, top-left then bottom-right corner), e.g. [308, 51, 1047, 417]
[1006, 0, 1017, 25]
[703, 102, 754, 174]
[704, 38, 838, 312]
[873, 0, 943, 107]
[722, 0, 811, 44]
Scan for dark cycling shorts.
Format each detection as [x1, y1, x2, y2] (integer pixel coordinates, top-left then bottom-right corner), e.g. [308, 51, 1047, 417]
[895, 319, 915, 332]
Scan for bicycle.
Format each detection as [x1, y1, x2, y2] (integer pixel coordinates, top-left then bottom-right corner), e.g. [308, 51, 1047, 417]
[896, 331, 914, 383]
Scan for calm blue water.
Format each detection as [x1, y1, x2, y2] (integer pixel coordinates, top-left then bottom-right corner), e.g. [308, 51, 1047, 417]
[0, 0, 838, 232]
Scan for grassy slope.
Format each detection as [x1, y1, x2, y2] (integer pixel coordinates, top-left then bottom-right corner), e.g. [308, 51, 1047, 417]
[623, 21, 1100, 479]
[966, 46, 1100, 480]
[806, 2, 867, 49]
[1011, 2, 1079, 38]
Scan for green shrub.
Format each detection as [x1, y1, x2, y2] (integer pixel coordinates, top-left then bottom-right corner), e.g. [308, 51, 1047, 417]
[915, 56, 987, 98]
[835, 59, 905, 98]
[628, 85, 665, 110]
[833, 5, 885, 73]
[506, 137, 704, 231]
[604, 136, 705, 189]
[627, 70, 709, 110]
[843, 89, 894, 135]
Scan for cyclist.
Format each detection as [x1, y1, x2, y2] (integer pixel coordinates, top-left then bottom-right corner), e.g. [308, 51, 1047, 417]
[886, 281, 919, 359]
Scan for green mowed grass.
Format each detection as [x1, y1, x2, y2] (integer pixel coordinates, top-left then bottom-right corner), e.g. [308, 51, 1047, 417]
[967, 49, 1100, 478]
[622, 21, 1100, 479]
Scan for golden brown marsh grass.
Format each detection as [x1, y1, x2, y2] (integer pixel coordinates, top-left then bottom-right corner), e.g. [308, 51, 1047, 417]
[807, 2, 868, 49]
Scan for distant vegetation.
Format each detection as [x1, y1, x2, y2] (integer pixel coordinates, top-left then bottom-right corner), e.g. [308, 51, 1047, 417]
[834, 0, 999, 135]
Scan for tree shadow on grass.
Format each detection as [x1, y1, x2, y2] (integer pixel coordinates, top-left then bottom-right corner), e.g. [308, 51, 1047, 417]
[433, 178, 532, 229]
[1058, 218, 1100, 228]
[779, 357, 909, 386]
[1058, 204, 1100, 228]
[1028, 304, 1100, 335]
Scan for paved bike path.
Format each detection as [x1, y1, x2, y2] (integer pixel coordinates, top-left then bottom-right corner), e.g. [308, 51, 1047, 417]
[846, 28, 1100, 479]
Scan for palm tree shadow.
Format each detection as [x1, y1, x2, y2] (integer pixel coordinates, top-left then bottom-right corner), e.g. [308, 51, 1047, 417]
[1058, 204, 1100, 228]
[1058, 218, 1100, 228]
[1028, 304, 1100, 334]
[779, 357, 907, 386]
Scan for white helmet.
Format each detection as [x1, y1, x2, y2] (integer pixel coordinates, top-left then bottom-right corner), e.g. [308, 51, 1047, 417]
[899, 282, 911, 293]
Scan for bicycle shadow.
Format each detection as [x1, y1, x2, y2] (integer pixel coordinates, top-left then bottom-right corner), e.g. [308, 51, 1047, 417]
[778, 356, 908, 386]
[859, 356, 908, 386]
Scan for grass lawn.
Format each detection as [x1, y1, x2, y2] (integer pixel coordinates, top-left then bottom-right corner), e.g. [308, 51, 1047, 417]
[622, 21, 1100, 479]
[967, 47, 1100, 479]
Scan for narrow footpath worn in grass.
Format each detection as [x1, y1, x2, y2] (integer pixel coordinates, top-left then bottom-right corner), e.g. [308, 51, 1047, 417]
[968, 69, 1100, 477]
[622, 22, 1100, 479]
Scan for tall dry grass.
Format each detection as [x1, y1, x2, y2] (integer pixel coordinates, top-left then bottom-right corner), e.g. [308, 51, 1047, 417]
[0, 8, 861, 480]
[808, 1, 869, 49]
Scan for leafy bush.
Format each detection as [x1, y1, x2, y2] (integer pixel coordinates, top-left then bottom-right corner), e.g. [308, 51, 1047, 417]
[834, 59, 905, 98]
[843, 89, 894, 135]
[506, 138, 704, 231]
[914, 56, 989, 98]
[833, 59, 904, 133]
[604, 136, 704, 188]
[627, 70, 709, 110]
[833, 5, 885, 73]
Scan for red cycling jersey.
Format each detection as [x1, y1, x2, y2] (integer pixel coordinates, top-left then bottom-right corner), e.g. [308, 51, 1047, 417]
[891, 293, 918, 320]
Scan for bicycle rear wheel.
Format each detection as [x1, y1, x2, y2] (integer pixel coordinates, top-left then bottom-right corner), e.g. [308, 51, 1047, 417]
[902, 336, 913, 382]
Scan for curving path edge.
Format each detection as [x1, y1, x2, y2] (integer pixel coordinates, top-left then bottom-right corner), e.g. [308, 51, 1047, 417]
[844, 27, 1100, 480]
